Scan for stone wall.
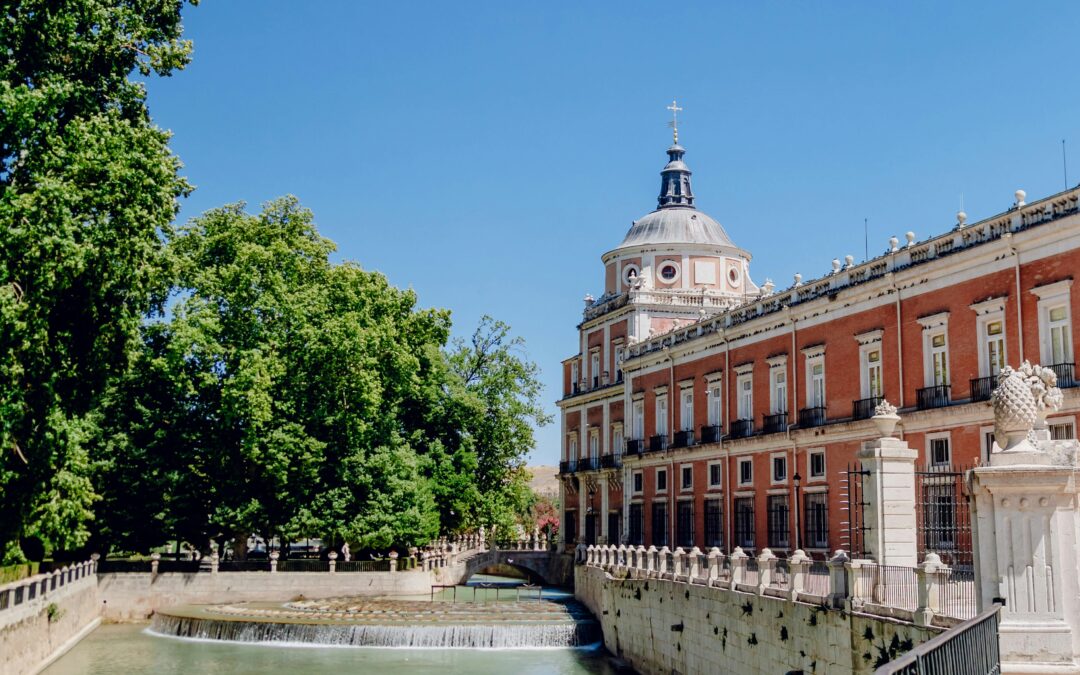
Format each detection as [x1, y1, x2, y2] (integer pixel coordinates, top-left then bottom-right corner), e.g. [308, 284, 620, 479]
[99, 569, 438, 621]
[0, 565, 101, 675]
[576, 565, 938, 675]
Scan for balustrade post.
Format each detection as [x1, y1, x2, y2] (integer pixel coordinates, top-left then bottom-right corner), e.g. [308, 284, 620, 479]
[707, 547, 722, 586]
[657, 546, 670, 578]
[91, 553, 100, 574]
[270, 551, 279, 573]
[328, 551, 337, 573]
[209, 544, 219, 575]
[389, 550, 399, 573]
[617, 544, 627, 568]
[645, 545, 657, 577]
[587, 545, 596, 565]
[787, 549, 811, 602]
[672, 547, 685, 580]
[844, 558, 865, 611]
[150, 552, 161, 576]
[756, 548, 776, 596]
[607, 545, 617, 569]
[688, 546, 702, 582]
[729, 547, 748, 585]
[914, 552, 943, 627]
[827, 549, 850, 609]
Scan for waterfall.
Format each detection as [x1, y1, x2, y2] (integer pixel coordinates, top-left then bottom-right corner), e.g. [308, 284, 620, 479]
[150, 613, 601, 648]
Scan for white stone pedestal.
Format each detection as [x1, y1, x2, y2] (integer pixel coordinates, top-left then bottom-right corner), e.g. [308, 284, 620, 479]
[858, 437, 918, 567]
[970, 442, 1080, 672]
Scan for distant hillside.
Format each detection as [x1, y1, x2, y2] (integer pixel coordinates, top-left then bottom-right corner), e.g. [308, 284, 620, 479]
[528, 465, 559, 497]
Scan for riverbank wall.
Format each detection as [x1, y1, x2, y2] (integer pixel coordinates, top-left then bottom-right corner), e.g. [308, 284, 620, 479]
[576, 565, 938, 674]
[0, 561, 101, 675]
[98, 569, 439, 621]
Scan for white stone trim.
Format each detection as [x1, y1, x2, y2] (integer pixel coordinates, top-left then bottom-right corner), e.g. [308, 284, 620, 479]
[631, 469, 644, 494]
[653, 384, 669, 395]
[1031, 279, 1073, 366]
[766, 354, 789, 368]
[973, 301, 1007, 378]
[770, 452, 788, 485]
[969, 295, 1007, 316]
[806, 447, 826, 482]
[656, 260, 681, 284]
[916, 311, 950, 329]
[704, 370, 723, 383]
[801, 344, 826, 358]
[679, 463, 694, 492]
[1030, 278, 1074, 300]
[920, 314, 951, 388]
[925, 431, 952, 467]
[678, 378, 695, 389]
[655, 466, 669, 494]
[854, 328, 884, 346]
[707, 460, 723, 489]
[859, 341, 885, 399]
[733, 362, 754, 375]
[737, 457, 754, 486]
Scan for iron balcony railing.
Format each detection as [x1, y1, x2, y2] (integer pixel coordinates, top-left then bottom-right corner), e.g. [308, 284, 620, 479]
[591, 376, 599, 389]
[969, 376, 996, 402]
[600, 453, 622, 469]
[729, 418, 754, 439]
[763, 411, 788, 434]
[1048, 362, 1076, 388]
[558, 460, 576, 474]
[700, 424, 723, 444]
[571, 382, 580, 395]
[625, 438, 644, 456]
[578, 456, 597, 472]
[648, 434, 668, 453]
[798, 406, 827, 428]
[852, 395, 883, 420]
[916, 384, 951, 410]
[672, 429, 695, 448]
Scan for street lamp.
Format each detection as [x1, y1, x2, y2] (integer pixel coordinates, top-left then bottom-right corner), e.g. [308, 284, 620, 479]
[792, 472, 802, 551]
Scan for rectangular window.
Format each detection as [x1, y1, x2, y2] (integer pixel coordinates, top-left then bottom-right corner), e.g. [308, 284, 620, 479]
[1050, 420, 1076, 440]
[708, 462, 722, 488]
[629, 503, 644, 545]
[984, 320, 1006, 376]
[681, 389, 694, 431]
[607, 511, 621, 546]
[655, 395, 668, 436]
[584, 513, 597, 545]
[589, 430, 599, 459]
[632, 471, 644, 494]
[931, 333, 949, 386]
[804, 492, 829, 548]
[737, 374, 753, 420]
[632, 400, 644, 439]
[734, 497, 755, 549]
[571, 361, 580, 391]
[656, 468, 668, 492]
[771, 369, 787, 414]
[738, 458, 753, 486]
[676, 501, 694, 548]
[923, 485, 956, 551]
[1049, 305, 1072, 365]
[681, 465, 693, 491]
[772, 455, 787, 484]
[651, 502, 669, 547]
[704, 499, 723, 548]
[864, 348, 883, 398]
[929, 435, 950, 467]
[809, 450, 826, 479]
[708, 383, 723, 427]
[614, 346, 625, 382]
[590, 351, 600, 387]
[568, 435, 578, 460]
[767, 495, 790, 549]
[612, 426, 623, 455]
[809, 361, 826, 407]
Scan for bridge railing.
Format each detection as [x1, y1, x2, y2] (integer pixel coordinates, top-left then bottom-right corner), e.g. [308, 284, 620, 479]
[873, 603, 1002, 675]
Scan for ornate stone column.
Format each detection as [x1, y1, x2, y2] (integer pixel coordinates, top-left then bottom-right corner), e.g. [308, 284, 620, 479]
[857, 400, 918, 567]
[969, 362, 1080, 670]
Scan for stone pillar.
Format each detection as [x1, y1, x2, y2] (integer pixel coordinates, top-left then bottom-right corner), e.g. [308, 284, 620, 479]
[209, 544, 219, 575]
[788, 549, 811, 602]
[914, 552, 944, 627]
[328, 551, 337, 573]
[688, 546, 702, 581]
[657, 546, 670, 577]
[617, 544, 627, 568]
[828, 549, 850, 609]
[858, 422, 918, 567]
[150, 552, 161, 576]
[645, 545, 657, 577]
[672, 547, 685, 580]
[636, 545, 646, 574]
[756, 548, 776, 596]
[729, 547, 748, 585]
[599, 474, 610, 544]
[389, 550, 398, 573]
[707, 547, 722, 585]
[270, 551, 279, 573]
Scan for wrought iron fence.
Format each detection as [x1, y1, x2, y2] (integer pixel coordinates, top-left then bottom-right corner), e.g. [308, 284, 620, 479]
[916, 464, 973, 569]
[938, 567, 977, 620]
[874, 603, 1001, 675]
[841, 463, 869, 558]
[804, 560, 831, 596]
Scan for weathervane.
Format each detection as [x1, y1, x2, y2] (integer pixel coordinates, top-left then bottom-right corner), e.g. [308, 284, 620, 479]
[666, 99, 683, 144]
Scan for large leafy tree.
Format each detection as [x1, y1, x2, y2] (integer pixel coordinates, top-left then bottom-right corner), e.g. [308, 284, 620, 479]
[0, 0, 197, 561]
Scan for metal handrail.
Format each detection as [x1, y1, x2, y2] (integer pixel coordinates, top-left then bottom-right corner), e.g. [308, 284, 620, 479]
[874, 603, 1002, 675]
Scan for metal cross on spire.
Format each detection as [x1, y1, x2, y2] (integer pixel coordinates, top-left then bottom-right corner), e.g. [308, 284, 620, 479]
[666, 99, 683, 144]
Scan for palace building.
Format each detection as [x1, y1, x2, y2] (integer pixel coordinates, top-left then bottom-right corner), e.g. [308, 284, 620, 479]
[557, 132, 1080, 563]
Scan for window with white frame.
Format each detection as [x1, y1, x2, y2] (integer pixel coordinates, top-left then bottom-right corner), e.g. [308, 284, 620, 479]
[632, 399, 644, 439]
[981, 427, 997, 464]
[1032, 280, 1074, 368]
[919, 312, 950, 388]
[804, 348, 826, 408]
[707, 380, 723, 427]
[681, 465, 693, 491]
[589, 428, 599, 460]
[567, 434, 578, 460]
[984, 319, 1006, 376]
[632, 470, 643, 494]
[590, 351, 600, 387]
[1048, 417, 1076, 440]
[571, 361, 580, 391]
[808, 449, 826, 480]
[614, 345, 625, 382]
[927, 433, 951, 467]
[771, 367, 788, 414]
[681, 388, 694, 431]
[655, 393, 668, 436]
[612, 424, 624, 455]
[771, 454, 788, 484]
[738, 458, 753, 486]
[656, 467, 668, 492]
[708, 461, 722, 488]
[862, 346, 883, 398]
[737, 373, 753, 420]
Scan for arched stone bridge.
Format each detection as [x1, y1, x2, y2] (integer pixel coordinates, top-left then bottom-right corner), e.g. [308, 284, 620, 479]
[449, 548, 574, 587]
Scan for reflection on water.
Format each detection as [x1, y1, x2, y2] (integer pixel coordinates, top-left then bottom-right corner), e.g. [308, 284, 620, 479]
[44, 624, 620, 675]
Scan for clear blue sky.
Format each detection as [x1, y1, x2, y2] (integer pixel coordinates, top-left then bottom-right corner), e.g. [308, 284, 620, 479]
[148, 1, 1080, 466]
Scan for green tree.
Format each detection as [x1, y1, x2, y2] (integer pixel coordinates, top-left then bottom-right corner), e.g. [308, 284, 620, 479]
[0, 0, 197, 561]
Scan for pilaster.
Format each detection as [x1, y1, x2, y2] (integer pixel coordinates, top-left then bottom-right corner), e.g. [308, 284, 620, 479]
[858, 436, 918, 567]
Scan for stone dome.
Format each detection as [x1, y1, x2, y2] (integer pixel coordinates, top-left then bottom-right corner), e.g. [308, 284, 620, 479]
[618, 206, 735, 248]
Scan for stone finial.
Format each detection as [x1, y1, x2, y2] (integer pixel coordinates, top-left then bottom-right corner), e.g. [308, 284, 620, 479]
[793, 272, 803, 286]
[991, 361, 1063, 459]
[871, 399, 900, 437]
[831, 258, 841, 274]
[583, 293, 594, 307]
[762, 279, 775, 296]
[905, 231, 916, 247]
[889, 236, 899, 252]
[956, 211, 968, 229]
[1015, 189, 1026, 207]
[844, 255, 855, 269]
